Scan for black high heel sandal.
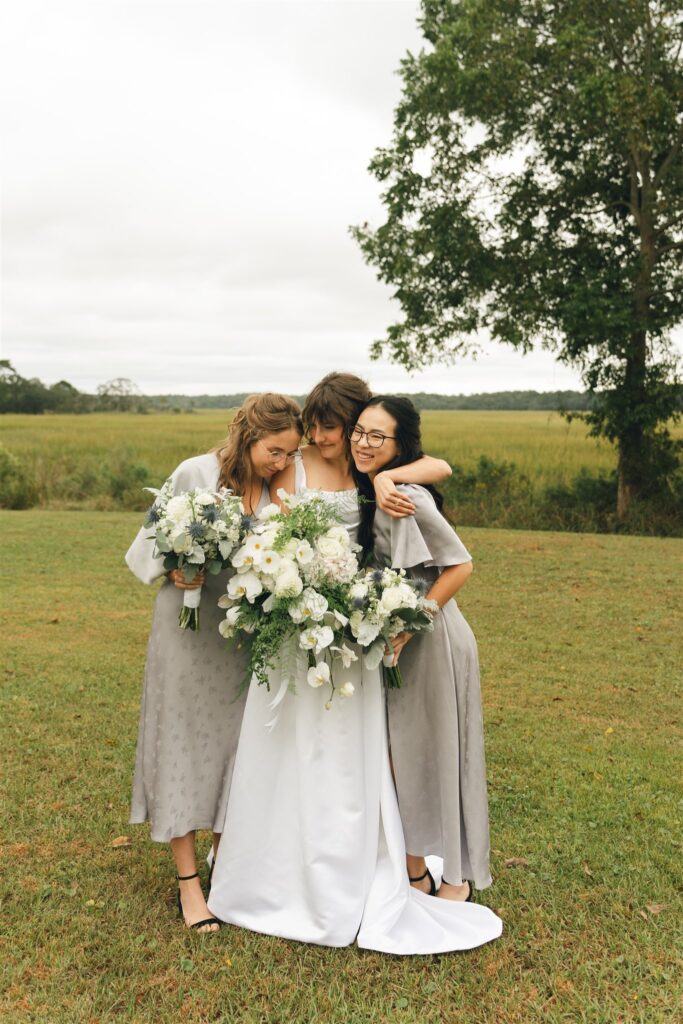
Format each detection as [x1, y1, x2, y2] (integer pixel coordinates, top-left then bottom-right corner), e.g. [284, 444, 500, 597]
[440, 878, 475, 902]
[408, 867, 437, 896]
[176, 872, 221, 931]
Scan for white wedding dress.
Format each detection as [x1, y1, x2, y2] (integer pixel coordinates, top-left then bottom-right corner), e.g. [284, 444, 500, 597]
[207, 474, 503, 953]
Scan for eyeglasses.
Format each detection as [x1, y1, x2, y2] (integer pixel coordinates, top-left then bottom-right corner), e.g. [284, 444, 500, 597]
[348, 426, 397, 449]
[258, 440, 302, 464]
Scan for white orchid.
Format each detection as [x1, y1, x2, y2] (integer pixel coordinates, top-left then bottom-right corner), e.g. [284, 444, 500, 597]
[227, 570, 263, 603]
[307, 662, 330, 688]
[339, 682, 355, 698]
[331, 644, 358, 668]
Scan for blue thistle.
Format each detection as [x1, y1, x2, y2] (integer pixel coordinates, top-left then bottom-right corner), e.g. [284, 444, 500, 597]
[413, 577, 429, 595]
[240, 514, 253, 530]
[370, 568, 384, 585]
[200, 504, 219, 523]
[352, 596, 368, 610]
[188, 521, 206, 540]
[144, 504, 161, 526]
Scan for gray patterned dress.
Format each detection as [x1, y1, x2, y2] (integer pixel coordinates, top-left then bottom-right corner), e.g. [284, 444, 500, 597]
[125, 453, 269, 843]
[373, 484, 492, 890]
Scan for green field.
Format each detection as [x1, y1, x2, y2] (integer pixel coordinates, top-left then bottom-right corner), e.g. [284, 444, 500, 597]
[0, 408, 624, 505]
[2, 511, 681, 1023]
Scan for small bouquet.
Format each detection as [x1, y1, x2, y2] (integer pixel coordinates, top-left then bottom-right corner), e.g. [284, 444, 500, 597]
[218, 490, 360, 704]
[144, 483, 246, 630]
[346, 567, 438, 687]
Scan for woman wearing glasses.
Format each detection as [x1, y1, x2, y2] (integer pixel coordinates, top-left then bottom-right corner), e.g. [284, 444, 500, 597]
[351, 396, 492, 904]
[208, 375, 502, 953]
[125, 392, 303, 932]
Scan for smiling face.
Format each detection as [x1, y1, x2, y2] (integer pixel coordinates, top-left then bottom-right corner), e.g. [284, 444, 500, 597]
[248, 428, 302, 479]
[350, 404, 399, 478]
[308, 419, 347, 461]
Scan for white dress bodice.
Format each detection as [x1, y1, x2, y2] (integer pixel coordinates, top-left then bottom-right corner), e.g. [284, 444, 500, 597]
[293, 456, 360, 543]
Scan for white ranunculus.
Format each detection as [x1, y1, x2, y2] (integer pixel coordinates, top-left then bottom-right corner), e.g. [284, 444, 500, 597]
[227, 571, 263, 603]
[257, 502, 280, 521]
[274, 569, 303, 598]
[194, 490, 216, 505]
[339, 681, 355, 698]
[350, 581, 369, 600]
[379, 585, 415, 614]
[354, 618, 381, 646]
[282, 538, 299, 558]
[307, 662, 330, 688]
[165, 496, 191, 524]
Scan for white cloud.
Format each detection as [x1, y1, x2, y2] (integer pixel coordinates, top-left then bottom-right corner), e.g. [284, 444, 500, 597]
[0, 0, 588, 395]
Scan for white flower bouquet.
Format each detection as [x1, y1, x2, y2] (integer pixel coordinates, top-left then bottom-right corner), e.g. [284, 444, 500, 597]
[143, 483, 246, 630]
[218, 489, 360, 703]
[346, 567, 438, 688]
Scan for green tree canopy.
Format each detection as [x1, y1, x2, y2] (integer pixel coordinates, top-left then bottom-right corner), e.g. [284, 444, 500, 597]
[353, 0, 683, 515]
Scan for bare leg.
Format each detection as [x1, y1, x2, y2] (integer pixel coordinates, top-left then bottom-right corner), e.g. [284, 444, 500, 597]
[437, 879, 472, 901]
[406, 854, 433, 894]
[170, 831, 219, 932]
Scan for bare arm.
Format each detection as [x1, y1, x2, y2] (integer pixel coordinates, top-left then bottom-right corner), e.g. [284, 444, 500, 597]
[373, 455, 452, 518]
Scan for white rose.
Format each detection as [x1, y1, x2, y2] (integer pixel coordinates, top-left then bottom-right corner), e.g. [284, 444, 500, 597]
[307, 662, 330, 688]
[165, 496, 191, 524]
[350, 581, 369, 600]
[326, 526, 351, 547]
[339, 682, 355, 698]
[316, 535, 344, 560]
[378, 587, 410, 614]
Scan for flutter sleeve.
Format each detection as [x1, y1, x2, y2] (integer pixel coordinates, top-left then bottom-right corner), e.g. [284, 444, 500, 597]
[389, 484, 472, 570]
[124, 454, 217, 585]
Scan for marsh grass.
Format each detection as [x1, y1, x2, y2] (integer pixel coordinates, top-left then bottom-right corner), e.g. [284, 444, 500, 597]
[2, 512, 681, 1022]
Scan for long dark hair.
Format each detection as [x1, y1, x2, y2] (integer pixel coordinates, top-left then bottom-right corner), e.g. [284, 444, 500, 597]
[352, 395, 444, 560]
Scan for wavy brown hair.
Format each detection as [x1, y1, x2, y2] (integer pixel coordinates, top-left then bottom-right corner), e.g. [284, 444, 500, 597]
[302, 372, 372, 454]
[213, 392, 303, 494]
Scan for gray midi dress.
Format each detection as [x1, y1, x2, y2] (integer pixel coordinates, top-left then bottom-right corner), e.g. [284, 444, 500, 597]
[125, 452, 268, 843]
[373, 484, 492, 890]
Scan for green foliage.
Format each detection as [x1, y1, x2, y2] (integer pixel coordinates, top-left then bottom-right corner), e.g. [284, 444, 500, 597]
[0, 444, 38, 509]
[353, 0, 683, 508]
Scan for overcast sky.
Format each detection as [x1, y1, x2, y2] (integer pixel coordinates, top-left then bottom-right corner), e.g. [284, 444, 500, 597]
[0, 0, 587, 396]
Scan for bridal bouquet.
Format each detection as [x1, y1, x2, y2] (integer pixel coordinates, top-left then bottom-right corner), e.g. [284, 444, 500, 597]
[346, 567, 438, 688]
[143, 483, 246, 630]
[218, 490, 360, 703]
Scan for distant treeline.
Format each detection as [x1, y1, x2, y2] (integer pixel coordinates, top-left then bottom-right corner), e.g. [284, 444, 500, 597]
[4, 361, 681, 414]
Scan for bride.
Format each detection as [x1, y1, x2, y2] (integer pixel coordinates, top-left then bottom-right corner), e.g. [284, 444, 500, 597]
[207, 374, 502, 953]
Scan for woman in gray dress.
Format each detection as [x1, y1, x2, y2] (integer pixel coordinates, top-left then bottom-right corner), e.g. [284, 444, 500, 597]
[125, 392, 303, 931]
[350, 395, 491, 903]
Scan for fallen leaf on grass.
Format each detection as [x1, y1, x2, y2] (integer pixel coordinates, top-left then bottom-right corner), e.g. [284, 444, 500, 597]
[111, 835, 131, 848]
[48, 617, 59, 624]
[582, 863, 594, 877]
[645, 903, 668, 915]
[504, 857, 530, 869]
[604, 727, 614, 735]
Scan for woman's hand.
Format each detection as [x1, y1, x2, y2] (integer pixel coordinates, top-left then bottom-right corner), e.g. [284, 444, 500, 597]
[168, 569, 205, 590]
[385, 631, 413, 666]
[374, 473, 416, 518]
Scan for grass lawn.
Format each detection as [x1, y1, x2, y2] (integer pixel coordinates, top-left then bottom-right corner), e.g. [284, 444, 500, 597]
[2, 512, 681, 1023]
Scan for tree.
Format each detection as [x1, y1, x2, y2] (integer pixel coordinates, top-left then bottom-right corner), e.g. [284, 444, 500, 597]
[0, 360, 49, 413]
[96, 377, 148, 412]
[353, 0, 683, 516]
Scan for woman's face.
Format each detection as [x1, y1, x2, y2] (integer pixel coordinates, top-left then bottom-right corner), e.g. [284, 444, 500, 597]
[249, 428, 302, 479]
[307, 419, 346, 460]
[350, 405, 399, 477]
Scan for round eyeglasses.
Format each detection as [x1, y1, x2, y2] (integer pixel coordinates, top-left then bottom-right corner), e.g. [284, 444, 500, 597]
[257, 440, 302, 464]
[348, 426, 397, 449]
